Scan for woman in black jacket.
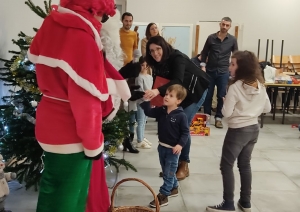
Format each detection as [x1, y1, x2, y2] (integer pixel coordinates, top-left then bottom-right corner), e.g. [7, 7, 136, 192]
[144, 36, 210, 181]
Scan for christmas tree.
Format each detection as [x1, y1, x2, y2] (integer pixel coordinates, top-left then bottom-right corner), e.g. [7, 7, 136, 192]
[0, 0, 136, 190]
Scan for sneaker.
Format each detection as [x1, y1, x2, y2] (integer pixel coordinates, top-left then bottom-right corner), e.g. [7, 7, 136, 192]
[215, 120, 223, 129]
[131, 140, 138, 147]
[136, 141, 151, 149]
[238, 200, 251, 212]
[169, 187, 178, 197]
[206, 200, 235, 211]
[149, 193, 168, 208]
[143, 137, 152, 146]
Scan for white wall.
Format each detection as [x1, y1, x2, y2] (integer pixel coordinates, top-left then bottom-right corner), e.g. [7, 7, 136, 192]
[127, 0, 300, 59]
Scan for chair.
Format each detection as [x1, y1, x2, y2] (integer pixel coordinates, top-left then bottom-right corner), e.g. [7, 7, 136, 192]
[272, 55, 291, 71]
[289, 55, 300, 73]
[270, 55, 294, 115]
[289, 55, 300, 112]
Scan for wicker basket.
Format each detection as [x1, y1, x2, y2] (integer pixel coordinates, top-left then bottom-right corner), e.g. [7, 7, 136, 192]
[109, 178, 160, 212]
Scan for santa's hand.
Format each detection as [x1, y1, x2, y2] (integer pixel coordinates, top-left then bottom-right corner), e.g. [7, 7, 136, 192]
[130, 85, 140, 90]
[85, 152, 103, 160]
[129, 91, 145, 101]
[128, 85, 145, 101]
[119, 62, 141, 79]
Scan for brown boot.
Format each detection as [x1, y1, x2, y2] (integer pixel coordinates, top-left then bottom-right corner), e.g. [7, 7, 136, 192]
[149, 193, 168, 208]
[176, 161, 189, 181]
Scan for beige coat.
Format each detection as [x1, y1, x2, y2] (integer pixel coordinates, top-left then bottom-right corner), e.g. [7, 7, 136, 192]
[140, 37, 148, 56]
[0, 170, 10, 197]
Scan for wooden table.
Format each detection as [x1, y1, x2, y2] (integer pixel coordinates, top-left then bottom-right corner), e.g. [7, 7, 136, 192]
[261, 83, 300, 127]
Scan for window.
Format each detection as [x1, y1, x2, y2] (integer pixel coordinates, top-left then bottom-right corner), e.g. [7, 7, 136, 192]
[115, 0, 126, 15]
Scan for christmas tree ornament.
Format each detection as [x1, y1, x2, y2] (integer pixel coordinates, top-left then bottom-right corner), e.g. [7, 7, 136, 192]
[30, 100, 38, 107]
[118, 144, 124, 151]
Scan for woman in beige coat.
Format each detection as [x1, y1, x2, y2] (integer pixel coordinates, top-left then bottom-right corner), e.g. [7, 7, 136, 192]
[141, 23, 160, 56]
[141, 23, 160, 75]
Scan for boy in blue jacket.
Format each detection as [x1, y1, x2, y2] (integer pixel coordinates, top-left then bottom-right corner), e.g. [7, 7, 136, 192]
[140, 84, 189, 208]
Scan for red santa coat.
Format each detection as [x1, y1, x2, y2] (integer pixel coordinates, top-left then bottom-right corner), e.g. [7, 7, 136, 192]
[28, 5, 130, 157]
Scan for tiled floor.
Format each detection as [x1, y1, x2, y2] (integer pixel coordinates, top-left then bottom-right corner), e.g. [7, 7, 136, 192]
[5, 115, 300, 212]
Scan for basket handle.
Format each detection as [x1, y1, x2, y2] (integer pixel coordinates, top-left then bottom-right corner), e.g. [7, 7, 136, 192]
[110, 178, 160, 212]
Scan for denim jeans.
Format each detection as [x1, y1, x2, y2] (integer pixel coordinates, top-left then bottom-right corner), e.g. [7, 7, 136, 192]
[158, 145, 180, 196]
[204, 69, 230, 118]
[136, 104, 146, 142]
[129, 111, 137, 134]
[180, 89, 208, 162]
[221, 124, 259, 202]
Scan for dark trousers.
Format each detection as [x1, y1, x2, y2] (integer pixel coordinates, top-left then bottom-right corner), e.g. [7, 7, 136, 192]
[204, 69, 229, 118]
[220, 124, 259, 203]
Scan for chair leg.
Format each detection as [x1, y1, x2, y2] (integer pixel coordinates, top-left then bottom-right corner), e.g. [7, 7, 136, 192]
[294, 89, 300, 114]
[273, 88, 278, 120]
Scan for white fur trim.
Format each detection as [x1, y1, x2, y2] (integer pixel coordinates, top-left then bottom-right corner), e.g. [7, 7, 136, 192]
[28, 51, 109, 101]
[105, 96, 120, 121]
[43, 94, 69, 102]
[57, 6, 103, 50]
[101, 9, 124, 69]
[106, 78, 131, 101]
[38, 141, 104, 157]
[83, 146, 104, 157]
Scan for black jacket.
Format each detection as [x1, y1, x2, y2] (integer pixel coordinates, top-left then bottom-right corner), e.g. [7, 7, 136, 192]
[152, 50, 210, 108]
[140, 101, 189, 147]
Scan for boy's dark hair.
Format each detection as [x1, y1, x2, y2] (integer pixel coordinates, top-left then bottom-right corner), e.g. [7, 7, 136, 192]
[122, 12, 133, 21]
[231, 51, 265, 85]
[139, 56, 146, 64]
[167, 84, 187, 101]
[145, 36, 174, 66]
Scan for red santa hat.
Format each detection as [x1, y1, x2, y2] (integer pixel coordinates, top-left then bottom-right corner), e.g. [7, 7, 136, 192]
[60, 0, 116, 16]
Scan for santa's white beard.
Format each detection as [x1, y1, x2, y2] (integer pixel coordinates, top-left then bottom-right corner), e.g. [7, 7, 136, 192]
[101, 10, 124, 71]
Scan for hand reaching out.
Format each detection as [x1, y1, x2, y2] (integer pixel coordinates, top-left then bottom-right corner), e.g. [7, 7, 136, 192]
[128, 85, 145, 101]
[173, 144, 182, 155]
[143, 89, 160, 100]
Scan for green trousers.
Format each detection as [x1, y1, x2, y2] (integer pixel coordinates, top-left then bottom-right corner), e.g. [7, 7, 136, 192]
[36, 152, 92, 212]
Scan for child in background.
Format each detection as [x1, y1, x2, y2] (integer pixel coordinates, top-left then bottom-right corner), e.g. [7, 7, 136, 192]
[206, 51, 271, 212]
[140, 84, 189, 207]
[135, 56, 153, 148]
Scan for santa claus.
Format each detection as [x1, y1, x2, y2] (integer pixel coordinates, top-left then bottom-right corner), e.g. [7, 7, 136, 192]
[27, 0, 138, 211]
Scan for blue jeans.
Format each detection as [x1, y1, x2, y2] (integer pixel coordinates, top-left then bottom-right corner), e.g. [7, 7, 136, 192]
[158, 145, 180, 196]
[129, 111, 137, 134]
[136, 104, 146, 142]
[180, 89, 208, 162]
[204, 70, 230, 118]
